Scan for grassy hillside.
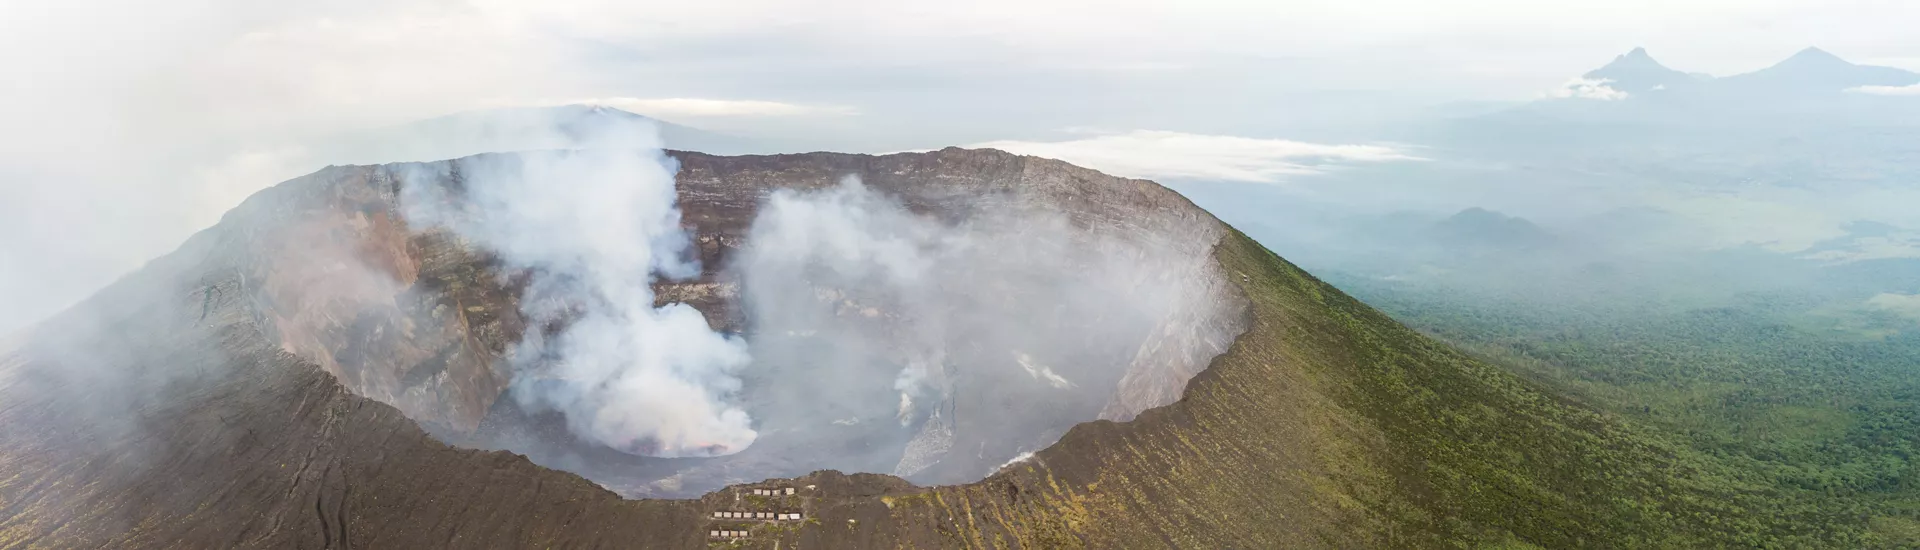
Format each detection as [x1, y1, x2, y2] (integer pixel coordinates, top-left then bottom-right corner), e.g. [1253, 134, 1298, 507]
[1337, 276, 1920, 548]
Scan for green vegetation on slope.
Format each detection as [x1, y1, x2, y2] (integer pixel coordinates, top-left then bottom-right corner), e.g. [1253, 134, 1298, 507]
[1336, 276, 1920, 548]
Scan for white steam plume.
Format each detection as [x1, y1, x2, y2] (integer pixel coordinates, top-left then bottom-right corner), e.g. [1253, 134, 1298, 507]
[728, 174, 1229, 482]
[400, 127, 754, 458]
[742, 176, 959, 415]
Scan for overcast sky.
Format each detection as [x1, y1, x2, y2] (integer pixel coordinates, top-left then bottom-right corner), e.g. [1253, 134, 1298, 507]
[3, 0, 1919, 333]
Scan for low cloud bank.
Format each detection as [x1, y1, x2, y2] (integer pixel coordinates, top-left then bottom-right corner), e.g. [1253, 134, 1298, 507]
[1868, 293, 1920, 319]
[1545, 77, 1631, 100]
[970, 130, 1416, 183]
[1847, 84, 1920, 96]
[548, 98, 860, 118]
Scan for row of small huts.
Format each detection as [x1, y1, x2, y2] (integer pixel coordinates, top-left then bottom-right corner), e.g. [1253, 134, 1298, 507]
[712, 511, 803, 520]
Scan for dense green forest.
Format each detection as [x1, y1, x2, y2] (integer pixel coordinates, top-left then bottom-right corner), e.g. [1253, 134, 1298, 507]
[1331, 274, 1920, 546]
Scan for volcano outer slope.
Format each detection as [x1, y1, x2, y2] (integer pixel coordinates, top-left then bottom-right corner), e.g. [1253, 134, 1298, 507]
[0, 150, 1820, 548]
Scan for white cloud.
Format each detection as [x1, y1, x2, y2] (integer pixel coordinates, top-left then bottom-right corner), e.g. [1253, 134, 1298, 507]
[1867, 293, 1920, 319]
[1801, 234, 1920, 263]
[968, 130, 1417, 183]
[1847, 84, 1920, 96]
[1545, 78, 1631, 100]
[541, 98, 858, 118]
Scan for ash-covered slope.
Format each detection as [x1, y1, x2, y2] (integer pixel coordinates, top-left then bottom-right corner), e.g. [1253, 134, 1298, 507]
[1, 148, 1801, 548]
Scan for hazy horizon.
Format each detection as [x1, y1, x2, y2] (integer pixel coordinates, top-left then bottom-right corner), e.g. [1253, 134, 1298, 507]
[5, 0, 1920, 333]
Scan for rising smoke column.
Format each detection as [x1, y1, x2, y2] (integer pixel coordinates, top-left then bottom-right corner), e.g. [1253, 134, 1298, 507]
[724, 172, 1234, 483]
[736, 177, 959, 426]
[399, 128, 754, 458]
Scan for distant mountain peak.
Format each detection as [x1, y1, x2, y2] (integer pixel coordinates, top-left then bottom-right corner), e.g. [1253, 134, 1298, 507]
[1775, 46, 1853, 69]
[1726, 46, 1920, 93]
[1592, 47, 1666, 72]
[1434, 207, 1556, 250]
[1580, 47, 1698, 95]
[1790, 46, 1844, 62]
